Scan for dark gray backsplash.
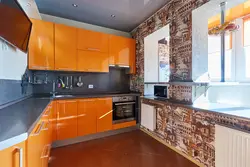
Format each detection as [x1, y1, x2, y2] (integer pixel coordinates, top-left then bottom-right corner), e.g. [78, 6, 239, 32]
[33, 67, 130, 95]
[0, 69, 33, 106]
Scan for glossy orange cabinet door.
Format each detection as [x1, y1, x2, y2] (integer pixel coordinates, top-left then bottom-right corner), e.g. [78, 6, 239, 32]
[0, 141, 26, 167]
[77, 99, 97, 136]
[96, 98, 113, 133]
[109, 35, 135, 67]
[55, 24, 77, 71]
[56, 100, 78, 141]
[129, 39, 136, 74]
[27, 120, 45, 167]
[77, 50, 109, 72]
[28, 19, 54, 70]
[51, 101, 57, 142]
[112, 120, 136, 130]
[77, 29, 109, 53]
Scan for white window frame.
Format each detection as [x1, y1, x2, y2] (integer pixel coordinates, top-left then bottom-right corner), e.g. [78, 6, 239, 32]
[208, 18, 250, 82]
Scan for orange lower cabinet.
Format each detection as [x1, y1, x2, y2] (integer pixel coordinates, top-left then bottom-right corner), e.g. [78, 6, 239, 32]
[112, 120, 136, 130]
[56, 100, 78, 140]
[77, 99, 97, 136]
[27, 120, 45, 167]
[96, 98, 113, 133]
[0, 141, 26, 167]
[51, 101, 57, 142]
[41, 144, 51, 167]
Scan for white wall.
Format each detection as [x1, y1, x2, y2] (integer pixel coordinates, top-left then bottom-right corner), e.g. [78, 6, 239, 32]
[0, 39, 27, 80]
[41, 14, 131, 38]
[144, 24, 169, 83]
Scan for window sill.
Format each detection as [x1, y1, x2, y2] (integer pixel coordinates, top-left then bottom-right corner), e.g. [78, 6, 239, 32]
[209, 82, 250, 86]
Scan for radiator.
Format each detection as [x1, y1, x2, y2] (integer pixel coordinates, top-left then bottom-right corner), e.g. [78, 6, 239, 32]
[215, 125, 250, 167]
[141, 103, 156, 131]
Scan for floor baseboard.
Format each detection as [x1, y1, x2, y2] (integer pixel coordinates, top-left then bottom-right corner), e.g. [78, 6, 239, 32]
[52, 125, 139, 148]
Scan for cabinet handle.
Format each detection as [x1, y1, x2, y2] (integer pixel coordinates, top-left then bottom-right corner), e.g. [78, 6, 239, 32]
[87, 48, 100, 51]
[41, 145, 51, 159]
[42, 121, 50, 131]
[31, 121, 44, 136]
[15, 147, 23, 167]
[43, 108, 51, 117]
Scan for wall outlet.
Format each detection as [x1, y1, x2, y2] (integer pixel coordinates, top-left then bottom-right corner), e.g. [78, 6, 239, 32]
[88, 84, 94, 89]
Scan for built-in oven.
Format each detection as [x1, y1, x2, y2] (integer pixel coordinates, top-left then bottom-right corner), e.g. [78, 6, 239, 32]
[112, 96, 136, 124]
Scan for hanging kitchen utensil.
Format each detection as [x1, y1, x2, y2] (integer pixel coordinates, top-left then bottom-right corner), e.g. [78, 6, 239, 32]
[77, 76, 83, 87]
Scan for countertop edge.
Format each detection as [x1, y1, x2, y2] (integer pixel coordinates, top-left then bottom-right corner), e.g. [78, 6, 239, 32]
[141, 97, 250, 120]
[27, 100, 52, 135]
[141, 97, 250, 133]
[0, 133, 28, 151]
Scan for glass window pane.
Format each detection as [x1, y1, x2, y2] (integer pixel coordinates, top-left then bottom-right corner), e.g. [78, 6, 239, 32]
[245, 46, 250, 78]
[208, 34, 231, 54]
[208, 50, 231, 80]
[244, 19, 250, 47]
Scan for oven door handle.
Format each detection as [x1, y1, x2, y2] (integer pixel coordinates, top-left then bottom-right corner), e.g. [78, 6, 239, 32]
[114, 102, 136, 106]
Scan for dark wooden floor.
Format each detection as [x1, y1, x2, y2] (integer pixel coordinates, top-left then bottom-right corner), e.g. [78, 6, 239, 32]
[49, 130, 198, 167]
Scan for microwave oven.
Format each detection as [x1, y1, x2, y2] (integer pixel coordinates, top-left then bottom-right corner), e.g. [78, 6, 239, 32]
[154, 85, 167, 98]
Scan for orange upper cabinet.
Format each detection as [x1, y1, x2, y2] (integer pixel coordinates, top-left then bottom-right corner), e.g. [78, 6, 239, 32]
[109, 35, 136, 73]
[77, 50, 109, 72]
[77, 29, 109, 53]
[77, 99, 97, 136]
[55, 23, 77, 71]
[96, 98, 113, 133]
[56, 100, 77, 141]
[0, 141, 26, 167]
[28, 19, 54, 70]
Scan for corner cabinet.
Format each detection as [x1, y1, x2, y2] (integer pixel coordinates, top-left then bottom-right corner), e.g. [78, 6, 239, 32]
[0, 141, 26, 167]
[28, 19, 55, 70]
[55, 24, 77, 71]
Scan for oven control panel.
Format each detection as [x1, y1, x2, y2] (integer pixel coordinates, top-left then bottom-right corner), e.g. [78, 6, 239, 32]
[112, 96, 136, 102]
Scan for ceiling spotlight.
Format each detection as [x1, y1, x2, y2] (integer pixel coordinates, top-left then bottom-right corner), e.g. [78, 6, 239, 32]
[111, 14, 116, 18]
[72, 4, 78, 7]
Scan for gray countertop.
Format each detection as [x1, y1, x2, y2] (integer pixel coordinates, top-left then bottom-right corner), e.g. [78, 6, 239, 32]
[0, 98, 51, 150]
[142, 96, 250, 120]
[0, 92, 141, 150]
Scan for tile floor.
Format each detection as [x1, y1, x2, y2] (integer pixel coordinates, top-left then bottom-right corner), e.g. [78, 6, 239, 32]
[49, 130, 198, 167]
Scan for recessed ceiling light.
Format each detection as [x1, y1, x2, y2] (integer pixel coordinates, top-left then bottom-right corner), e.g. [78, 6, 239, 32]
[111, 14, 116, 18]
[72, 4, 78, 7]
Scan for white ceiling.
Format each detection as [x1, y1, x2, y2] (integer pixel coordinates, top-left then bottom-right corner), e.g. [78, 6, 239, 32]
[34, 0, 169, 32]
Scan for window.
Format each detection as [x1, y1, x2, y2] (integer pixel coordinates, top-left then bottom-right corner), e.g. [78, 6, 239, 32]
[208, 34, 232, 81]
[244, 17, 250, 78]
[208, 17, 250, 82]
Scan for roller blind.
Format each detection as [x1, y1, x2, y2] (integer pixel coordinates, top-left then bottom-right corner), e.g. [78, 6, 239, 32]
[208, 0, 250, 29]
